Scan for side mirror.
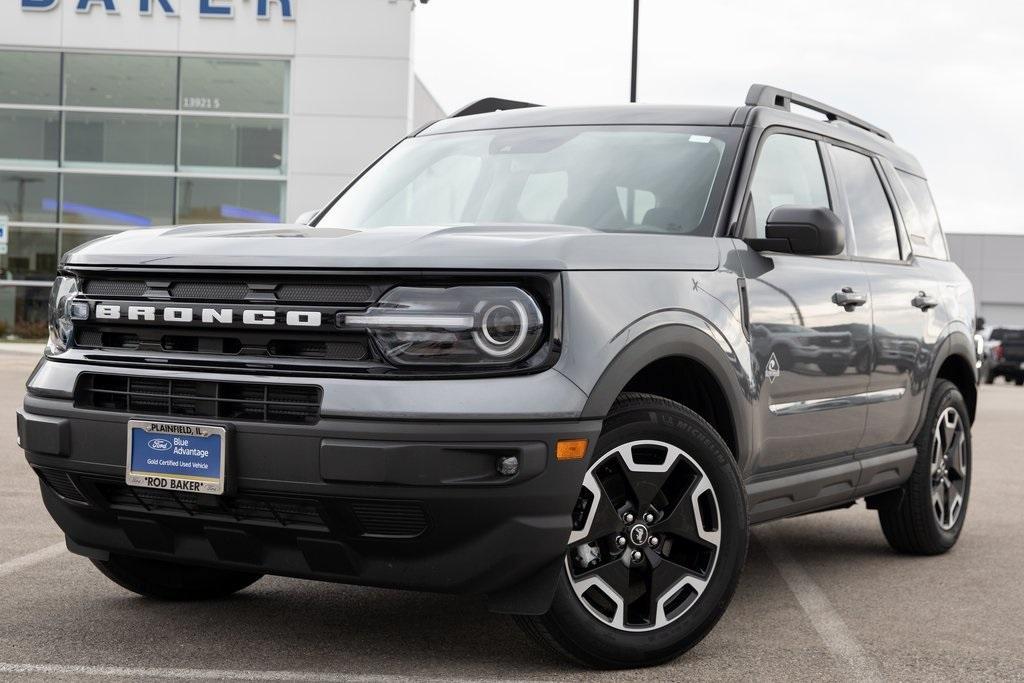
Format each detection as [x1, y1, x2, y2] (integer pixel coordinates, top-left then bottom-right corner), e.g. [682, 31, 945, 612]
[295, 209, 319, 226]
[746, 206, 845, 256]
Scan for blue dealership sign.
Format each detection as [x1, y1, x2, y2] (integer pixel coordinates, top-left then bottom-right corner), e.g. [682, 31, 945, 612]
[22, 0, 294, 19]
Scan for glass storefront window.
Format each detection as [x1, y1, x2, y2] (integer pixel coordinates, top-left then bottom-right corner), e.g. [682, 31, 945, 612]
[179, 117, 284, 172]
[64, 112, 176, 168]
[177, 178, 284, 224]
[64, 53, 177, 110]
[0, 110, 60, 166]
[0, 171, 58, 223]
[0, 51, 60, 105]
[180, 58, 288, 114]
[0, 284, 51, 339]
[0, 226, 58, 281]
[62, 174, 174, 227]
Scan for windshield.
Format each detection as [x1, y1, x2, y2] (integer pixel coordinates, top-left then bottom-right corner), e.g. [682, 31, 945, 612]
[316, 125, 736, 236]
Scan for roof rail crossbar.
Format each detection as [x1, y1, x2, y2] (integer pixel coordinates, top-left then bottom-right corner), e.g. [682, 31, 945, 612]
[450, 97, 541, 118]
[745, 84, 893, 142]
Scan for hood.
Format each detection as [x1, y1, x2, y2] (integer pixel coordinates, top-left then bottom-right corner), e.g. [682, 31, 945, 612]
[62, 223, 721, 271]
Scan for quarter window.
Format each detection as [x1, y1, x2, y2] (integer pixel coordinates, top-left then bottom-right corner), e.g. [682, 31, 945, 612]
[895, 171, 947, 260]
[747, 134, 830, 238]
[831, 147, 900, 260]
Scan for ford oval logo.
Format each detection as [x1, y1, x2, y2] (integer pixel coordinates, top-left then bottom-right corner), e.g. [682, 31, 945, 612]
[147, 438, 172, 452]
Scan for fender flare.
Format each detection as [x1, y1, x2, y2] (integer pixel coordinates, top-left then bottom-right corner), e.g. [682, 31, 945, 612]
[912, 328, 977, 439]
[578, 324, 753, 468]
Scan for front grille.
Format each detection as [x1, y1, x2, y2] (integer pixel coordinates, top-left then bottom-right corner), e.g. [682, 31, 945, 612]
[83, 279, 147, 298]
[276, 284, 373, 303]
[75, 374, 322, 425]
[80, 277, 378, 305]
[96, 482, 328, 531]
[73, 272, 386, 372]
[36, 469, 89, 503]
[350, 499, 429, 538]
[170, 281, 249, 300]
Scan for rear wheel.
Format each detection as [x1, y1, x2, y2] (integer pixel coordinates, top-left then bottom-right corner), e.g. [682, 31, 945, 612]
[516, 393, 747, 668]
[877, 380, 971, 554]
[92, 554, 262, 600]
[1015, 376, 1024, 386]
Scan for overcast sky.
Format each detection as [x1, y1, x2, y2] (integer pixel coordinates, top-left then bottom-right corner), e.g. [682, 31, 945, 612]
[414, 0, 1024, 235]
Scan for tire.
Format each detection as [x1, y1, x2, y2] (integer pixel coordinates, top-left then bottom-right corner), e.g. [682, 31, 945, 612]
[1015, 376, 1024, 386]
[515, 393, 747, 669]
[877, 380, 971, 555]
[92, 554, 262, 601]
[983, 371, 995, 385]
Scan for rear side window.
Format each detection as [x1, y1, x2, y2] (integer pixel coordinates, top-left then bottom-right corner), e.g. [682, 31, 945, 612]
[747, 134, 830, 238]
[831, 147, 900, 260]
[894, 171, 947, 260]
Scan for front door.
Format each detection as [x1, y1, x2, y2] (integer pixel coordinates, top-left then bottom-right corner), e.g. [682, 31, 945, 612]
[739, 132, 873, 472]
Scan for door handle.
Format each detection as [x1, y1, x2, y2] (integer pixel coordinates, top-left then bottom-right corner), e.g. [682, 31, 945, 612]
[912, 291, 939, 311]
[832, 287, 868, 312]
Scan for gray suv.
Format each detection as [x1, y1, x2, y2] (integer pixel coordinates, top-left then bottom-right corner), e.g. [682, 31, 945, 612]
[19, 85, 977, 668]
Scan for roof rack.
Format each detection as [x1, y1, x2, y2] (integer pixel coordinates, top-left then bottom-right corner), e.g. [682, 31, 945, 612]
[450, 97, 541, 118]
[745, 84, 893, 142]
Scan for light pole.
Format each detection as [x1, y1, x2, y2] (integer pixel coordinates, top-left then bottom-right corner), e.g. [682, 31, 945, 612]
[630, 0, 639, 103]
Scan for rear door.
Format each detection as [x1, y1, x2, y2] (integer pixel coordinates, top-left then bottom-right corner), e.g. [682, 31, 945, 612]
[740, 131, 873, 471]
[827, 145, 936, 450]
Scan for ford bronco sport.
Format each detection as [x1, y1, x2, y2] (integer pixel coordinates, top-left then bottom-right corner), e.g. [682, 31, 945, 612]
[19, 85, 977, 668]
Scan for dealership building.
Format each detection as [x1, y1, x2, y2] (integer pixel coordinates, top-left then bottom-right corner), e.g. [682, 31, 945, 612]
[0, 0, 442, 335]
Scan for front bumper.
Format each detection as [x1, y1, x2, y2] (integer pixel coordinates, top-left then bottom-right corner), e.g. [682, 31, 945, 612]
[19, 392, 601, 613]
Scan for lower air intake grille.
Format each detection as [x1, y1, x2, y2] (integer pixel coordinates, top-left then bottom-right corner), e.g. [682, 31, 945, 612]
[350, 499, 429, 538]
[75, 374, 322, 425]
[96, 482, 327, 531]
[36, 469, 89, 503]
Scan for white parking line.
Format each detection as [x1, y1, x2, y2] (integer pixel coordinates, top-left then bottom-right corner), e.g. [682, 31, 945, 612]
[0, 663, 502, 682]
[0, 542, 65, 578]
[757, 528, 883, 682]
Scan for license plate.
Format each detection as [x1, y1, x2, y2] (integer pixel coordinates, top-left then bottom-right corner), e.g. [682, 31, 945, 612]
[126, 419, 226, 495]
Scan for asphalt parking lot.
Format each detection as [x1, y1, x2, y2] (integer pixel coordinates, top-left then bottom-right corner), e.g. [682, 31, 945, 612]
[2, 347, 1023, 682]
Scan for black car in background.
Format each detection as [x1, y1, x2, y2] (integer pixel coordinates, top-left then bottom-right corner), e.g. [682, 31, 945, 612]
[984, 327, 1024, 384]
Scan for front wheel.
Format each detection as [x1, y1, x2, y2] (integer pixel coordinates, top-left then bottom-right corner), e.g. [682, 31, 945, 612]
[516, 393, 747, 668]
[877, 380, 971, 554]
[92, 554, 262, 600]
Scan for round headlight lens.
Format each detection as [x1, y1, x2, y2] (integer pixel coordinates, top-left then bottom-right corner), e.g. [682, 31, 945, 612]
[474, 300, 531, 358]
[47, 276, 79, 355]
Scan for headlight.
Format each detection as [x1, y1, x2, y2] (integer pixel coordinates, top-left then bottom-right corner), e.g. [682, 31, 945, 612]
[47, 276, 86, 355]
[345, 286, 544, 366]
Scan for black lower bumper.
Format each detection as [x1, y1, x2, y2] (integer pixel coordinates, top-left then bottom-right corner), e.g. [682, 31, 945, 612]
[19, 394, 601, 614]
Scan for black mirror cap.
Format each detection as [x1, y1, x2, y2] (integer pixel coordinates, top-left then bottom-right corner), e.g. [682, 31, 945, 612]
[746, 206, 845, 256]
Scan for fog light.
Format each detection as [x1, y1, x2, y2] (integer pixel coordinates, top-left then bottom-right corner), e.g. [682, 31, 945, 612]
[497, 456, 519, 476]
[556, 439, 588, 461]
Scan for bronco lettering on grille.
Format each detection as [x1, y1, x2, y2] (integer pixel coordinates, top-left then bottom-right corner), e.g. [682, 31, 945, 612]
[93, 304, 322, 327]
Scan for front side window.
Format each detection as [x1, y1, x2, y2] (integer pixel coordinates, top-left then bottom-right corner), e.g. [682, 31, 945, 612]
[317, 126, 735, 236]
[831, 147, 900, 260]
[746, 134, 830, 238]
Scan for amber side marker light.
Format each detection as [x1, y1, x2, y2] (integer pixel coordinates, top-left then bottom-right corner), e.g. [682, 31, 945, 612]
[556, 439, 589, 461]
